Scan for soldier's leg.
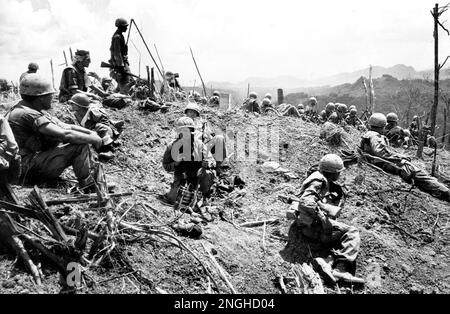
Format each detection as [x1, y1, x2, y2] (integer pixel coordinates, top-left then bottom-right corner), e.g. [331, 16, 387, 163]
[400, 161, 450, 201]
[167, 172, 183, 203]
[319, 220, 360, 263]
[24, 143, 93, 183]
[197, 168, 216, 195]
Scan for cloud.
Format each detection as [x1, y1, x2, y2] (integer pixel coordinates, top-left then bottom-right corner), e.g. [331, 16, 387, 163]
[0, 0, 448, 85]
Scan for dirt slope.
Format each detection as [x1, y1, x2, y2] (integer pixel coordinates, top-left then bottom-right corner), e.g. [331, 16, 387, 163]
[0, 99, 449, 294]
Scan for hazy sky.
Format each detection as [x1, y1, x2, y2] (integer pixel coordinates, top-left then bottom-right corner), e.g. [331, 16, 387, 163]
[1, 0, 449, 85]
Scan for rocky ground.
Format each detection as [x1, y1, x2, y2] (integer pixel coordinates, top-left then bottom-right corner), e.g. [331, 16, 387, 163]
[0, 97, 449, 294]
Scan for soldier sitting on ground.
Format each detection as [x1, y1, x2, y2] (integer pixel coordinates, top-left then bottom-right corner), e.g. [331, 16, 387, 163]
[209, 91, 221, 107]
[68, 93, 124, 160]
[7, 74, 108, 191]
[319, 102, 335, 123]
[345, 108, 363, 128]
[288, 154, 363, 284]
[278, 103, 302, 117]
[260, 97, 277, 114]
[304, 97, 319, 121]
[360, 113, 450, 202]
[20, 62, 39, 82]
[242, 92, 261, 114]
[161, 117, 216, 205]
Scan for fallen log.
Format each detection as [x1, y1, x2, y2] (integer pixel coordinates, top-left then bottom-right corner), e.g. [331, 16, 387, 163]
[240, 218, 280, 228]
[201, 242, 237, 294]
[28, 186, 68, 242]
[45, 192, 132, 206]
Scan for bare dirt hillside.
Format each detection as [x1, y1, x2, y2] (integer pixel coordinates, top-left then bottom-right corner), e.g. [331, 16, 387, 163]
[0, 98, 449, 294]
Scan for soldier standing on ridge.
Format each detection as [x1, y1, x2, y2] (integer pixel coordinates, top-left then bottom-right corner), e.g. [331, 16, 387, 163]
[110, 18, 131, 95]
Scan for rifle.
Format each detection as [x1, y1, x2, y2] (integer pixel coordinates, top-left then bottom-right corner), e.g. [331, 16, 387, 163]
[100, 62, 147, 82]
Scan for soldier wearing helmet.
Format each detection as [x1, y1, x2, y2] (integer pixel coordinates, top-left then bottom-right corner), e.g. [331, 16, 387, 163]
[184, 103, 227, 175]
[209, 91, 220, 107]
[59, 49, 101, 103]
[408, 115, 419, 139]
[319, 102, 335, 123]
[161, 117, 216, 204]
[384, 112, 404, 147]
[7, 74, 107, 192]
[68, 93, 124, 160]
[110, 18, 131, 95]
[242, 92, 261, 114]
[264, 93, 272, 101]
[288, 154, 362, 284]
[260, 97, 275, 114]
[304, 97, 319, 121]
[20, 62, 39, 82]
[360, 113, 450, 202]
[345, 108, 362, 127]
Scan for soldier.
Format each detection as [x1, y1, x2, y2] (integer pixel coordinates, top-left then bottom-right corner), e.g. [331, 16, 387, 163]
[278, 103, 301, 117]
[184, 103, 227, 174]
[385, 113, 404, 147]
[59, 50, 101, 103]
[304, 97, 319, 120]
[7, 74, 108, 191]
[209, 91, 221, 106]
[68, 93, 124, 160]
[345, 108, 362, 127]
[409, 115, 419, 139]
[289, 154, 362, 283]
[260, 97, 276, 114]
[319, 102, 335, 123]
[162, 117, 216, 204]
[161, 71, 183, 96]
[242, 92, 260, 113]
[264, 93, 272, 101]
[110, 18, 131, 95]
[329, 103, 348, 125]
[20, 62, 39, 82]
[360, 113, 450, 201]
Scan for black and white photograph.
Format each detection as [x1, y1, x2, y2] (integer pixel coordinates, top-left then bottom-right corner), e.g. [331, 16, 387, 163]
[0, 0, 449, 301]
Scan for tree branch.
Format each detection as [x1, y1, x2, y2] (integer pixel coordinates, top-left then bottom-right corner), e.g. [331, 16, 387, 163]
[438, 20, 450, 35]
[440, 55, 450, 70]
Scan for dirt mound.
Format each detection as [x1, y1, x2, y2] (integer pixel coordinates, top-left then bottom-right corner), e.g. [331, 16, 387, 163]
[0, 99, 449, 294]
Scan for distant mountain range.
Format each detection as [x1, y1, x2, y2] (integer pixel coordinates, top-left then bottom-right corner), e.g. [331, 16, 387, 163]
[208, 64, 450, 96]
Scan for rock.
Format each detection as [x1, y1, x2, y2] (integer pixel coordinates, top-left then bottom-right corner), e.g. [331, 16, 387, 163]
[355, 200, 364, 206]
[409, 283, 424, 294]
[401, 264, 414, 275]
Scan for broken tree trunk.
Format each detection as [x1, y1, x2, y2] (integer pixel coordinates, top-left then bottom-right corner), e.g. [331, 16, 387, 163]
[28, 186, 69, 242]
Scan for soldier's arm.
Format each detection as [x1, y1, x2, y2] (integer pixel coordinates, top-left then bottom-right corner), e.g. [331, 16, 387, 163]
[38, 122, 102, 148]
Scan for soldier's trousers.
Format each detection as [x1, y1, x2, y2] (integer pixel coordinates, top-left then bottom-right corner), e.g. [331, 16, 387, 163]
[300, 220, 360, 264]
[207, 135, 227, 163]
[281, 106, 301, 117]
[21, 143, 93, 184]
[94, 123, 115, 139]
[166, 169, 216, 203]
[400, 161, 450, 201]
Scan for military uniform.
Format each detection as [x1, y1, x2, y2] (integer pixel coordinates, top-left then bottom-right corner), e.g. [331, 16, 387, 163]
[242, 99, 261, 113]
[294, 171, 360, 264]
[360, 130, 450, 201]
[7, 101, 93, 184]
[163, 135, 216, 203]
[59, 64, 89, 102]
[0, 117, 19, 181]
[110, 29, 131, 94]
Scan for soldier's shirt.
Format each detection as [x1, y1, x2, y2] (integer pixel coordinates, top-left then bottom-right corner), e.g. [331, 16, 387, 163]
[110, 30, 128, 67]
[59, 65, 89, 102]
[7, 102, 54, 155]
